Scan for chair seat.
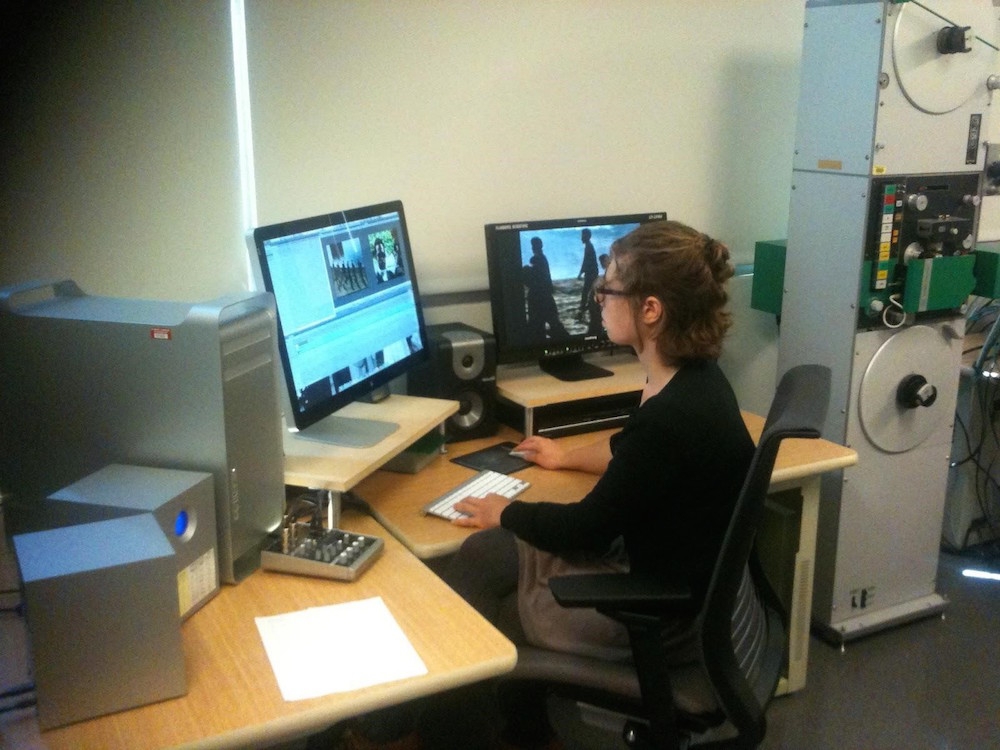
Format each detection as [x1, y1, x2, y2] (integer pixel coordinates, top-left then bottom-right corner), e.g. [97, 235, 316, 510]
[514, 645, 722, 718]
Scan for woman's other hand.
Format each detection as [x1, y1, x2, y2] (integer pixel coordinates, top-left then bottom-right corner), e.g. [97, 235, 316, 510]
[511, 435, 564, 470]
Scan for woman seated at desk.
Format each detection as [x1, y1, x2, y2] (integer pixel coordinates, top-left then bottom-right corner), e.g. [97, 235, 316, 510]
[387, 220, 754, 750]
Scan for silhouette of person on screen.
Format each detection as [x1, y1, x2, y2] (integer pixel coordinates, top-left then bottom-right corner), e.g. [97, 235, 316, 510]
[586, 252, 611, 335]
[576, 227, 598, 320]
[523, 236, 568, 340]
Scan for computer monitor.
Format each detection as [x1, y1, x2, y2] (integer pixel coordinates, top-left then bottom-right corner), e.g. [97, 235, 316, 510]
[485, 211, 666, 381]
[248, 200, 430, 448]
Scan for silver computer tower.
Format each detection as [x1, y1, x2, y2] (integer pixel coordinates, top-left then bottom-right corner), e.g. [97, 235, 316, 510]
[0, 280, 285, 583]
[45, 464, 220, 619]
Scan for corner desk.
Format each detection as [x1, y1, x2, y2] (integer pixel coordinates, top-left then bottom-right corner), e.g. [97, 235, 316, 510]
[4, 396, 522, 750]
[6, 372, 855, 747]
[352, 359, 858, 696]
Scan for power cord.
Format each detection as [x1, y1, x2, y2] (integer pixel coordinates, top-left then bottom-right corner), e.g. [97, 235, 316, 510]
[944, 343, 1000, 553]
[882, 293, 907, 329]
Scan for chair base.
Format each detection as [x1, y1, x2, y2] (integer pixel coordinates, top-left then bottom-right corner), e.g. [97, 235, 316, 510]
[546, 694, 738, 750]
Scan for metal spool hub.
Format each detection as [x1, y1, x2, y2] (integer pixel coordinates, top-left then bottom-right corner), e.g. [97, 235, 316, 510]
[858, 324, 957, 454]
[892, 0, 996, 115]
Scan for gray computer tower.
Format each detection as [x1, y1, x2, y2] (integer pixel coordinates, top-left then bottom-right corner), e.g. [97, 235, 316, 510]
[0, 280, 285, 583]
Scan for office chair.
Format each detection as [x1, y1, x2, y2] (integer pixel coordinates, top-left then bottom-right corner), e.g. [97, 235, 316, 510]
[509, 364, 831, 750]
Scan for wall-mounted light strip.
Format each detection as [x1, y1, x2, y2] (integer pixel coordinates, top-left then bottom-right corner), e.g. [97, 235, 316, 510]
[230, 0, 257, 290]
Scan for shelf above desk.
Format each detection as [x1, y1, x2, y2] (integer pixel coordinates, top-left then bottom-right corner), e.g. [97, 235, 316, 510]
[283, 395, 459, 493]
[497, 353, 644, 407]
[497, 353, 645, 436]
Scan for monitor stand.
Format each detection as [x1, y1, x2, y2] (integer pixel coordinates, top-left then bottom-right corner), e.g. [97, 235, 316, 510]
[288, 386, 402, 448]
[294, 415, 400, 449]
[539, 354, 614, 382]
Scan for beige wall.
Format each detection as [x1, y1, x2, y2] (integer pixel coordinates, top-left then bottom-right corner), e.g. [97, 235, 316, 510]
[0, 1, 244, 303]
[246, 0, 807, 293]
[13, 2, 998, 411]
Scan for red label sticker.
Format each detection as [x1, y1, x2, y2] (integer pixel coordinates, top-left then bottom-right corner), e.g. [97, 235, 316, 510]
[150, 328, 172, 341]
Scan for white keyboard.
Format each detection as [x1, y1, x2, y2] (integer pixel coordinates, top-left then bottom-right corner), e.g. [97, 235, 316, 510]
[422, 469, 530, 521]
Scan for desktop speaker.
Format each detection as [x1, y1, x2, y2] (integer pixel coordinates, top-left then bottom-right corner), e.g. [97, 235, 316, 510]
[408, 322, 498, 442]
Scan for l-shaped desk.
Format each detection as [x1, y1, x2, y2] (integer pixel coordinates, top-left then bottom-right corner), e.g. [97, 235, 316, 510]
[299, 357, 857, 696]
[16, 359, 855, 749]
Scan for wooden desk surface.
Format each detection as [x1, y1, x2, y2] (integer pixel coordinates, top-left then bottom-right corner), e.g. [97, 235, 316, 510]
[356, 425, 600, 559]
[354, 415, 859, 560]
[24, 512, 516, 750]
[283, 395, 459, 493]
[741, 412, 858, 486]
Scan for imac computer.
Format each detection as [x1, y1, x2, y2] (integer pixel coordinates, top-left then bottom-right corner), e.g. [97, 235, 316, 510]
[248, 200, 430, 448]
[485, 211, 666, 381]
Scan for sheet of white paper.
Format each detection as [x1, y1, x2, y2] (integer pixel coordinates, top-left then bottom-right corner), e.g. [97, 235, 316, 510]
[255, 596, 428, 701]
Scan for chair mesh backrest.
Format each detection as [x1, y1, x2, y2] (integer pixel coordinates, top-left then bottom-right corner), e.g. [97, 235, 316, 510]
[730, 566, 766, 683]
[700, 364, 831, 737]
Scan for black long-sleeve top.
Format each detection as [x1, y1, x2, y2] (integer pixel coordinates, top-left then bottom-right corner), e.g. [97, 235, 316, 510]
[500, 360, 755, 603]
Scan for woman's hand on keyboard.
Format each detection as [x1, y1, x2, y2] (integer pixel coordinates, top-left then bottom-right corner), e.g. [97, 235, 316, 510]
[451, 493, 510, 529]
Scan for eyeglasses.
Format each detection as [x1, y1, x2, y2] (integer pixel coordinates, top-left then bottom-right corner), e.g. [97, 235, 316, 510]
[592, 278, 631, 304]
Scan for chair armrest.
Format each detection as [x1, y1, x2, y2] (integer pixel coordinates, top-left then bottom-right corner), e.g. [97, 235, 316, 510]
[549, 572, 694, 618]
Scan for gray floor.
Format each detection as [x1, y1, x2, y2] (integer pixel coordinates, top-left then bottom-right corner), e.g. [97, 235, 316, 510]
[761, 550, 1000, 750]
